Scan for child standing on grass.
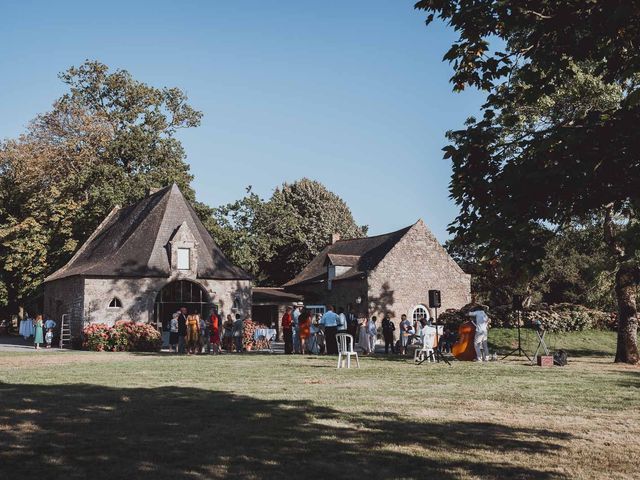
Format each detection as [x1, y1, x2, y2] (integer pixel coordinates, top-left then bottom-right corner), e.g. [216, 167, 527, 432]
[45, 328, 54, 348]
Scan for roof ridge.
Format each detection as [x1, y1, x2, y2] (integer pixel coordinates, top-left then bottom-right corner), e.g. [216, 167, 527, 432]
[106, 189, 171, 263]
[141, 187, 176, 268]
[333, 224, 414, 243]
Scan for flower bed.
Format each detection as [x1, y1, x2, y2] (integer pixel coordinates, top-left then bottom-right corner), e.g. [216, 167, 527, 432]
[82, 321, 162, 352]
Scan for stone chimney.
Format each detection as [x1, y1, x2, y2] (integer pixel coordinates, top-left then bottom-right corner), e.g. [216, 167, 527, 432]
[330, 233, 341, 244]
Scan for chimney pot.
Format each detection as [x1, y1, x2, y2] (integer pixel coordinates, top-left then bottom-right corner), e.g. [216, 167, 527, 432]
[331, 233, 341, 244]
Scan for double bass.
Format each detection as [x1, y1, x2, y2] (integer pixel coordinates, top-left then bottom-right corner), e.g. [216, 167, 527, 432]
[452, 320, 476, 361]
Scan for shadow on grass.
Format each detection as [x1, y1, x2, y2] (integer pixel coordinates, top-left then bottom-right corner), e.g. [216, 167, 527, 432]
[560, 348, 614, 358]
[616, 370, 640, 388]
[0, 383, 570, 480]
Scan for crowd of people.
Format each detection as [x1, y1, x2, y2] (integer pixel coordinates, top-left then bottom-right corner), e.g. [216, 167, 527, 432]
[17, 303, 491, 361]
[163, 307, 251, 355]
[280, 304, 431, 356]
[279, 303, 491, 361]
[18, 314, 57, 349]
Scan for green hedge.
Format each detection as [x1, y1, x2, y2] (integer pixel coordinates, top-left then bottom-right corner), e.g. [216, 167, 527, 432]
[439, 303, 615, 333]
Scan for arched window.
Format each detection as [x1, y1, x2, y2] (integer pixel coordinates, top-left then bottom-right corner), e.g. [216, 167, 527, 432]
[108, 297, 123, 309]
[411, 304, 430, 324]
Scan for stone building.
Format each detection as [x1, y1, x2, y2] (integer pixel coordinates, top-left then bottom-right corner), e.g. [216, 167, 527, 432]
[251, 287, 303, 340]
[283, 220, 470, 324]
[44, 184, 251, 339]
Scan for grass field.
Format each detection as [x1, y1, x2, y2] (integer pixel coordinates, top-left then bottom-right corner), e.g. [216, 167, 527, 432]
[0, 329, 639, 480]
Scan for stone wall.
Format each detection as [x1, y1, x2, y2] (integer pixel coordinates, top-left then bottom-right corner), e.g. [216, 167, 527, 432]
[43, 277, 85, 337]
[83, 277, 252, 326]
[44, 276, 252, 343]
[286, 278, 368, 316]
[367, 220, 471, 325]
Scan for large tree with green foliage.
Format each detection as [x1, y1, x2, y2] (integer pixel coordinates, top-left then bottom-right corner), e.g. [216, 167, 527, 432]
[213, 178, 366, 286]
[447, 220, 616, 310]
[0, 60, 203, 316]
[416, 1, 640, 363]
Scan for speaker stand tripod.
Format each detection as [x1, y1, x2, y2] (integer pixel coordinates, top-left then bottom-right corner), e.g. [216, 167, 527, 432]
[501, 310, 531, 361]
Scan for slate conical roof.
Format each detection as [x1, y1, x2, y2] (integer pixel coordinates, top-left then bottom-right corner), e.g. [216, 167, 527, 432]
[45, 184, 250, 282]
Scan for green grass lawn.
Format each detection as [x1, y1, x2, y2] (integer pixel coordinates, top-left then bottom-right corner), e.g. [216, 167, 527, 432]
[0, 330, 638, 480]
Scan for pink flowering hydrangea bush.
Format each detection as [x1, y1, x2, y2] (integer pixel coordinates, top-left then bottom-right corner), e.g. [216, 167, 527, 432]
[82, 321, 161, 352]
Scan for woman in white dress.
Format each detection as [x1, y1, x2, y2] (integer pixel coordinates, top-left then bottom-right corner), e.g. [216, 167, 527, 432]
[367, 316, 378, 354]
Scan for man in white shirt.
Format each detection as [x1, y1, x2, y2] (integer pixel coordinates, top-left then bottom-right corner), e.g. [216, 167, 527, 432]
[468, 308, 490, 361]
[320, 305, 339, 354]
[337, 307, 347, 333]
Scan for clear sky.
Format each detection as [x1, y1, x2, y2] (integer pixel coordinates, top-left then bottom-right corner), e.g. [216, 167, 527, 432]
[0, 0, 486, 240]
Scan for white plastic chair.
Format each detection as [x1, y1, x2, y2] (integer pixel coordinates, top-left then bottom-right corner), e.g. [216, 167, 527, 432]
[336, 333, 360, 369]
[414, 332, 435, 364]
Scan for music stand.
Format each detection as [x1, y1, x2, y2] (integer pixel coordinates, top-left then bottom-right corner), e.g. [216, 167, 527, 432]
[531, 326, 550, 365]
[501, 308, 531, 361]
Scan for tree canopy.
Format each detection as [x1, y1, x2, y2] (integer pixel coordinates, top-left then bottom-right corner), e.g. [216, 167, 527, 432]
[0, 60, 203, 315]
[416, 1, 640, 363]
[212, 178, 367, 286]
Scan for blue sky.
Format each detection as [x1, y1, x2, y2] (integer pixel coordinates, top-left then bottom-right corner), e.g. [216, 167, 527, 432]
[0, 0, 486, 240]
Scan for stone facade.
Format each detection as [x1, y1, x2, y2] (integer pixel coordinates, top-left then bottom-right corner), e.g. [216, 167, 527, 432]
[43, 185, 252, 342]
[45, 276, 251, 338]
[367, 220, 470, 322]
[285, 220, 471, 326]
[289, 278, 368, 316]
[43, 277, 85, 337]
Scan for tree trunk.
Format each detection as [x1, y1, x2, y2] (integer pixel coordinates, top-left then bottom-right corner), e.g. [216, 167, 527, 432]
[603, 205, 639, 364]
[614, 264, 639, 364]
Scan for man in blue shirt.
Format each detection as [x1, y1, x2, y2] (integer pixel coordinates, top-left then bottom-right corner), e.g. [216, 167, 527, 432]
[320, 305, 340, 354]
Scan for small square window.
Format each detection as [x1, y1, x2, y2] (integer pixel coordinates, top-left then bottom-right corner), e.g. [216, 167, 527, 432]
[177, 248, 190, 270]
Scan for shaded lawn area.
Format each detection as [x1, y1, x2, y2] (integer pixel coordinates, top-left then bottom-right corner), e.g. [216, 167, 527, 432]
[0, 333, 638, 480]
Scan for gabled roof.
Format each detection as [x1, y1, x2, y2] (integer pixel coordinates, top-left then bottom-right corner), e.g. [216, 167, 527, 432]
[283, 224, 414, 288]
[45, 184, 250, 282]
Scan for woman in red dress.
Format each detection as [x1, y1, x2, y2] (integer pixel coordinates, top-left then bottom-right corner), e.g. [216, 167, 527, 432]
[210, 312, 221, 354]
[298, 309, 312, 354]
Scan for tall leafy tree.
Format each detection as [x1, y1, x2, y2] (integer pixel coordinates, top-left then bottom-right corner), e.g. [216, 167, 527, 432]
[0, 60, 202, 316]
[212, 178, 367, 286]
[416, 1, 640, 363]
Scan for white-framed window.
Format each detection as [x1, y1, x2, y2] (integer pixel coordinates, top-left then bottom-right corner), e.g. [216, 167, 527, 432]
[108, 297, 123, 309]
[411, 304, 430, 324]
[177, 248, 190, 270]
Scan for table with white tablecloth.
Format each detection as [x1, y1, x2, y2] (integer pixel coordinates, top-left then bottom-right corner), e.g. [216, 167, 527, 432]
[19, 319, 34, 339]
[254, 328, 277, 351]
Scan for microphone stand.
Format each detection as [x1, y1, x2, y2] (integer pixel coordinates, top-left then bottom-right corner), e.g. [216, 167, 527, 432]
[501, 309, 531, 361]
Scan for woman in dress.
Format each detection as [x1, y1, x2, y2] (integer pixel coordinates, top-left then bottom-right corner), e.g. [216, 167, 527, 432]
[169, 312, 179, 353]
[33, 315, 44, 350]
[367, 316, 378, 354]
[222, 314, 234, 351]
[358, 316, 370, 354]
[210, 312, 221, 354]
[298, 309, 312, 354]
[186, 314, 200, 354]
